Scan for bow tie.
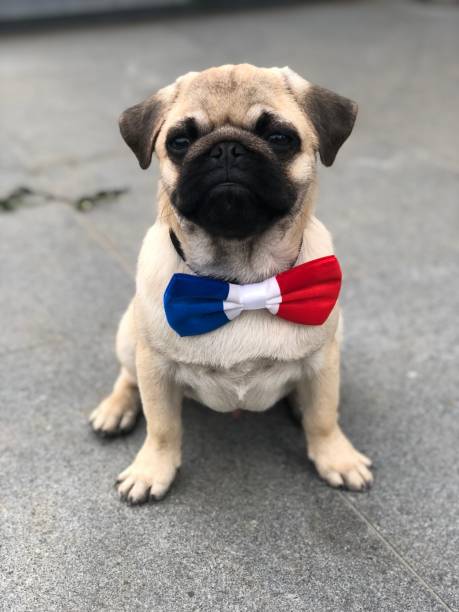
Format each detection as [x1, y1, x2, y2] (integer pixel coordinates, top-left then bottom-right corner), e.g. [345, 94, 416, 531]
[163, 255, 341, 337]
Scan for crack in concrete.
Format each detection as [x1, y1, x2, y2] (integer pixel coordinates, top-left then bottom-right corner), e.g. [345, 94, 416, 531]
[0, 185, 128, 213]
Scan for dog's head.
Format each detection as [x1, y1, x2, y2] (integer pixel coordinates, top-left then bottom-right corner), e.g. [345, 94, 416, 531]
[119, 64, 357, 240]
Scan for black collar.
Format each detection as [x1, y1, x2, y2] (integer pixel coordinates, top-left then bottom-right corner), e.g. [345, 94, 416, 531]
[169, 229, 186, 261]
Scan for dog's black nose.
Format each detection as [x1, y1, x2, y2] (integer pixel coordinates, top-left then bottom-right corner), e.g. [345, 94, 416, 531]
[209, 141, 246, 162]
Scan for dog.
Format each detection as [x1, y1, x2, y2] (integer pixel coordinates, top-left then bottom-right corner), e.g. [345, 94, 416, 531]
[89, 64, 373, 504]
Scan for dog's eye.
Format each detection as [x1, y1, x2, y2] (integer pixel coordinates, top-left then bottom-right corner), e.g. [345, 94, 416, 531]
[167, 136, 191, 154]
[267, 133, 292, 147]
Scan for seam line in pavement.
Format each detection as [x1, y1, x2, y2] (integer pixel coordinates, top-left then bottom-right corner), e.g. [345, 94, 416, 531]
[72, 207, 136, 279]
[338, 492, 454, 611]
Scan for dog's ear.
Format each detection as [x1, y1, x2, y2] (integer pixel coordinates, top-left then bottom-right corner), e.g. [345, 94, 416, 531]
[281, 67, 358, 167]
[304, 85, 358, 166]
[119, 94, 165, 170]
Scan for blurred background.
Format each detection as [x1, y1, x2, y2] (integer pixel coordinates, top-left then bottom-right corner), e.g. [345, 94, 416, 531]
[1, 1, 458, 611]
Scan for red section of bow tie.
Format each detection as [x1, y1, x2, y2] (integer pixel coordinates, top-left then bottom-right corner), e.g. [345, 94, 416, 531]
[275, 255, 342, 325]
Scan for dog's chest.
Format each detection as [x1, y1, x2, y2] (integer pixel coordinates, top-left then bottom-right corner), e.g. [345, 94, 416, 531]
[173, 356, 305, 412]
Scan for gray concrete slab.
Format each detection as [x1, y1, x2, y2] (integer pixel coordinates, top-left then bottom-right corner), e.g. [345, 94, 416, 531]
[0, 344, 448, 612]
[1, 0, 458, 610]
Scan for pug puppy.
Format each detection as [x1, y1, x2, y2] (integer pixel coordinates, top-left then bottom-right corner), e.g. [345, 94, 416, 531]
[89, 64, 373, 504]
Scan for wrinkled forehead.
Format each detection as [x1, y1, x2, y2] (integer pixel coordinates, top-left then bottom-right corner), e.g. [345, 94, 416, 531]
[167, 65, 305, 130]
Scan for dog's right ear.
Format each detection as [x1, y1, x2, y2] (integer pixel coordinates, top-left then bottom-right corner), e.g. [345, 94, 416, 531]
[119, 94, 165, 170]
[119, 73, 199, 169]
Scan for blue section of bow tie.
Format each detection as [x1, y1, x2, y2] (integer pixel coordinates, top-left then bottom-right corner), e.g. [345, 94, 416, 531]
[163, 273, 231, 337]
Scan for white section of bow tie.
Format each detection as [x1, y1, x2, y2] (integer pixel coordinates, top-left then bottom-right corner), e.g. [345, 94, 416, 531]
[223, 276, 281, 320]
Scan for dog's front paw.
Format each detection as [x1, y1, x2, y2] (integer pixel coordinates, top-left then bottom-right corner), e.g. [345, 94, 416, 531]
[116, 444, 179, 505]
[307, 428, 373, 491]
[89, 395, 139, 437]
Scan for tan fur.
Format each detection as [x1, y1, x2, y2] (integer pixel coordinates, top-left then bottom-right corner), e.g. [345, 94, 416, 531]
[90, 65, 372, 503]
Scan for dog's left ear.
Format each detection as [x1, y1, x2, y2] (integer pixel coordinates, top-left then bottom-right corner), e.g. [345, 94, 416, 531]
[281, 67, 358, 167]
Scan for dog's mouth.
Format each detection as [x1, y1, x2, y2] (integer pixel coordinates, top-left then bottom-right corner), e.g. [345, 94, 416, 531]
[204, 184, 258, 239]
[194, 182, 262, 239]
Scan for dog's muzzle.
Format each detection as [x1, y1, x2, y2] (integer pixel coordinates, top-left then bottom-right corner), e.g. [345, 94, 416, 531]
[173, 135, 296, 240]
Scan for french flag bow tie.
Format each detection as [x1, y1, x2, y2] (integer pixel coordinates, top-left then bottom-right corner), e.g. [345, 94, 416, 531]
[163, 255, 342, 337]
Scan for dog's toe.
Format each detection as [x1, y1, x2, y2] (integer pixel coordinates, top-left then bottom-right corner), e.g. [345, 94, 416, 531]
[125, 480, 152, 505]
